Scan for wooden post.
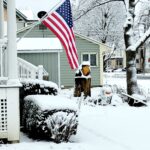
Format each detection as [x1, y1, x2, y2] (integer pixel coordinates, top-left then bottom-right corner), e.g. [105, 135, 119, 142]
[38, 65, 43, 80]
[74, 63, 91, 97]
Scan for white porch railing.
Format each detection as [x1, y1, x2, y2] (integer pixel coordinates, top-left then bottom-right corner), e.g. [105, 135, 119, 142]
[18, 57, 49, 80]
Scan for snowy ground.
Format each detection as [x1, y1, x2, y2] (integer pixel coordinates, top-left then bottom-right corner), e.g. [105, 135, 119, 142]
[1, 73, 150, 150]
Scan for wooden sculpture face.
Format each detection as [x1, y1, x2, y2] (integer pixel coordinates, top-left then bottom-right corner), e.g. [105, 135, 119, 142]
[81, 65, 90, 76]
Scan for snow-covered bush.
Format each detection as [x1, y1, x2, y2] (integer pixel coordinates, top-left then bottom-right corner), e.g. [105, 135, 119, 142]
[20, 79, 59, 127]
[83, 85, 126, 106]
[20, 79, 58, 99]
[22, 95, 78, 143]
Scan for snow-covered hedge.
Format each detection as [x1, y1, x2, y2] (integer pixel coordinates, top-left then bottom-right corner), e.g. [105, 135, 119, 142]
[20, 79, 59, 127]
[20, 79, 58, 99]
[22, 95, 78, 143]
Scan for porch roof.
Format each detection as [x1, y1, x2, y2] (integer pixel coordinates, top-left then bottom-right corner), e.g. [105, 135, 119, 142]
[17, 38, 63, 53]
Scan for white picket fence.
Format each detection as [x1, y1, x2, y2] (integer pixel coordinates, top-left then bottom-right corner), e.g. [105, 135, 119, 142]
[18, 57, 48, 80]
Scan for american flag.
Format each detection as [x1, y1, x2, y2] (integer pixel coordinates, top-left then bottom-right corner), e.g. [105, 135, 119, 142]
[42, 0, 79, 69]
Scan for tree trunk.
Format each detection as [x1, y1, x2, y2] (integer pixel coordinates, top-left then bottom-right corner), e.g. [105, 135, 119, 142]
[124, 0, 139, 101]
[126, 51, 139, 95]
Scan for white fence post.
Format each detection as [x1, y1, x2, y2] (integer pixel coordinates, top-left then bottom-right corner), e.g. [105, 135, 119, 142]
[38, 65, 43, 80]
[18, 58, 48, 80]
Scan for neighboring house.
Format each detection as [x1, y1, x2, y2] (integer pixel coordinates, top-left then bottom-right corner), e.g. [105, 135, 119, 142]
[144, 42, 150, 72]
[17, 23, 111, 87]
[104, 49, 125, 70]
[134, 10, 150, 73]
[3, 0, 38, 34]
[3, 0, 28, 33]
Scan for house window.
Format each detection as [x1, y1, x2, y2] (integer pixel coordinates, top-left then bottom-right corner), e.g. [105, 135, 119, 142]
[148, 58, 150, 63]
[39, 24, 47, 30]
[82, 53, 97, 67]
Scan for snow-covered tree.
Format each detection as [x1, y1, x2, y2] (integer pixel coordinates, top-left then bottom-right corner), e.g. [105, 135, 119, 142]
[73, 0, 125, 48]
[124, 0, 150, 100]
[73, 0, 150, 105]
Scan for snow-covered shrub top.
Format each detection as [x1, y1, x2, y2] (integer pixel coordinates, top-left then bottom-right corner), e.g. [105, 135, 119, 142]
[24, 95, 78, 111]
[21, 79, 58, 90]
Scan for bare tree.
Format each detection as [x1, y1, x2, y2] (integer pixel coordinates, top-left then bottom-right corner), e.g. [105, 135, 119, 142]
[73, 0, 124, 21]
[90, 4, 118, 43]
[73, 0, 125, 46]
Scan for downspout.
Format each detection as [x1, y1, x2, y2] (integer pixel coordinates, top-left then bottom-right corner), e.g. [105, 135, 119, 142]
[99, 44, 104, 86]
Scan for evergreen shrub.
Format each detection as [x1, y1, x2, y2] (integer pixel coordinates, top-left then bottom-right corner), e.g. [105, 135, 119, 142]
[21, 95, 78, 143]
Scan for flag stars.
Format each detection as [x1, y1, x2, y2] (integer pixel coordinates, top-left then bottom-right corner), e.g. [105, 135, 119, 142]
[56, 0, 73, 28]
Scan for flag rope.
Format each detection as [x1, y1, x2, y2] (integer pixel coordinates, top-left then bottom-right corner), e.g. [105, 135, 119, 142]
[17, 21, 40, 43]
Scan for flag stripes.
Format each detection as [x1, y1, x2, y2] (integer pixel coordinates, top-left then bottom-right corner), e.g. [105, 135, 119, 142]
[42, 13, 78, 69]
[42, 0, 79, 70]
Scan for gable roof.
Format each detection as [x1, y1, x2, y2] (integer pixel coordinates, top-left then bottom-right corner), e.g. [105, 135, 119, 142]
[17, 38, 63, 53]
[17, 22, 111, 49]
[3, 0, 27, 21]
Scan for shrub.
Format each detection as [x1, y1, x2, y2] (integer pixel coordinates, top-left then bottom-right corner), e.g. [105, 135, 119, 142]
[22, 95, 78, 143]
[19, 79, 59, 125]
[20, 79, 58, 100]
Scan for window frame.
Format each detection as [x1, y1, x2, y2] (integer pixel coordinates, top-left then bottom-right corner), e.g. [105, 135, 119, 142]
[81, 53, 98, 67]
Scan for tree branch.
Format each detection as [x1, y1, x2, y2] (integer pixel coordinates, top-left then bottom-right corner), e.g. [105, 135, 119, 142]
[104, 44, 116, 62]
[127, 27, 150, 51]
[74, 0, 125, 21]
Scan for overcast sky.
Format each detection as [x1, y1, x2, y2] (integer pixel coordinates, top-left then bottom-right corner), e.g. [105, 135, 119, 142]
[15, 0, 56, 14]
[16, 0, 76, 13]
[15, 0, 77, 19]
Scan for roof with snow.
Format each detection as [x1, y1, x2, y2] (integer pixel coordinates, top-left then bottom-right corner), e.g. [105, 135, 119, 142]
[17, 38, 63, 53]
[17, 22, 112, 49]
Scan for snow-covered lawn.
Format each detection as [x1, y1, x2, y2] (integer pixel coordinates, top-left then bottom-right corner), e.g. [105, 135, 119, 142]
[1, 74, 150, 150]
[1, 104, 150, 150]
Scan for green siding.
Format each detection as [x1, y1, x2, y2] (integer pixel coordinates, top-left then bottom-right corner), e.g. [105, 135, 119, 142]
[59, 37, 100, 87]
[76, 37, 100, 86]
[18, 53, 59, 84]
[17, 24, 101, 87]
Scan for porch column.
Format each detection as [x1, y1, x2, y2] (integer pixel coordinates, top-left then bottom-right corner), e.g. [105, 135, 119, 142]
[0, 0, 4, 77]
[0, 0, 4, 39]
[7, 0, 20, 142]
[7, 0, 18, 80]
